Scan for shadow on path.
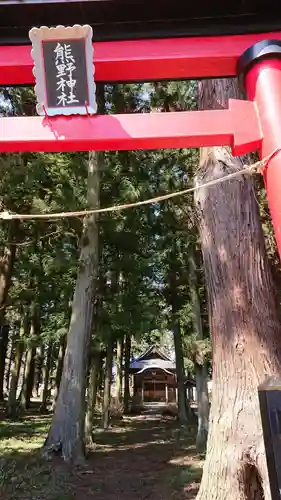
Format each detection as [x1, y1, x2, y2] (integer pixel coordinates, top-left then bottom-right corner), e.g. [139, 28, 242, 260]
[82, 414, 202, 499]
[0, 411, 203, 500]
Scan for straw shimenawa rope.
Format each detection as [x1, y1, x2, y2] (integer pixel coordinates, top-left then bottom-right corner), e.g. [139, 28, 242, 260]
[0, 149, 279, 222]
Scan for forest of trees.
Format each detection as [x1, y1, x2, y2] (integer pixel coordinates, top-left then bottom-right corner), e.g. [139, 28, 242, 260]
[0, 78, 281, 499]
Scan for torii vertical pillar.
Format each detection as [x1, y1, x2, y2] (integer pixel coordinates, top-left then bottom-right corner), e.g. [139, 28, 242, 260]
[238, 40, 281, 259]
[238, 41, 281, 498]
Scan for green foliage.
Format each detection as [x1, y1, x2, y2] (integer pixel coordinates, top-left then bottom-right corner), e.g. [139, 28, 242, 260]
[0, 80, 209, 385]
[2, 77, 278, 390]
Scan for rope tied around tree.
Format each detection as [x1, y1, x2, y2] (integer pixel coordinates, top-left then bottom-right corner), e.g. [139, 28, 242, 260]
[0, 148, 280, 222]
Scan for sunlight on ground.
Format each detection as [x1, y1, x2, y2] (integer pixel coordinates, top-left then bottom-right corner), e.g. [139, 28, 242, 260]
[0, 411, 202, 500]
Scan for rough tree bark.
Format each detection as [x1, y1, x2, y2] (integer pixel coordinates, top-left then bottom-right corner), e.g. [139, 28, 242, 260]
[188, 247, 209, 452]
[195, 78, 281, 500]
[123, 333, 131, 414]
[43, 89, 103, 463]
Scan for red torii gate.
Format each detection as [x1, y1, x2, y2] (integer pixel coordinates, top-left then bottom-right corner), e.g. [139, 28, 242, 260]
[1, 2, 281, 493]
[1, 32, 281, 260]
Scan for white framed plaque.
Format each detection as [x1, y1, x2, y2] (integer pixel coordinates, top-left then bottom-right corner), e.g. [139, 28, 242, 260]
[29, 24, 96, 116]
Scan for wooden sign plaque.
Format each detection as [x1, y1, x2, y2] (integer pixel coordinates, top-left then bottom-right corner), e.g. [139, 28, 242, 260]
[29, 25, 96, 116]
[258, 377, 281, 499]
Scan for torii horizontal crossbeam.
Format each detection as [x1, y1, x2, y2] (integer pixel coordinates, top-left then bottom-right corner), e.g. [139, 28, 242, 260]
[1, 31, 281, 85]
[0, 100, 261, 154]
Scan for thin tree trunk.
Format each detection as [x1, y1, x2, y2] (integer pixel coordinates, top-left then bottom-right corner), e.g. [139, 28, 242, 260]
[5, 330, 14, 394]
[85, 345, 101, 446]
[195, 78, 281, 500]
[168, 241, 188, 423]
[0, 324, 9, 399]
[123, 334, 131, 414]
[97, 353, 106, 407]
[195, 364, 209, 450]
[26, 347, 36, 405]
[40, 344, 52, 412]
[7, 341, 23, 417]
[102, 335, 114, 429]
[0, 221, 18, 401]
[52, 334, 66, 410]
[115, 336, 123, 405]
[188, 247, 209, 452]
[7, 316, 29, 417]
[34, 345, 44, 398]
[19, 303, 39, 409]
[19, 345, 36, 410]
[53, 334, 66, 404]
[42, 87, 103, 464]
[172, 317, 188, 424]
[98, 359, 104, 393]
[101, 269, 119, 428]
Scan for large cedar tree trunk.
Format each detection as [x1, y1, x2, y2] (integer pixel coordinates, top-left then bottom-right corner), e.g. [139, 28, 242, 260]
[195, 78, 281, 500]
[43, 106, 102, 463]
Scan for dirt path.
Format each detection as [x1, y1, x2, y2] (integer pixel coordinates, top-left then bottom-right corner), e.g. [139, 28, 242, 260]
[1, 408, 203, 500]
[77, 412, 202, 500]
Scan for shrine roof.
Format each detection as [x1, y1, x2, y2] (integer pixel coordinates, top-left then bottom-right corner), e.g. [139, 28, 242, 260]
[130, 359, 176, 372]
[135, 346, 171, 362]
[130, 346, 176, 372]
[0, 0, 280, 45]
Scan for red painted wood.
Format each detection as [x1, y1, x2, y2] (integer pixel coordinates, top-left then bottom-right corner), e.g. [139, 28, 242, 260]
[1, 32, 281, 85]
[245, 58, 281, 259]
[0, 100, 261, 154]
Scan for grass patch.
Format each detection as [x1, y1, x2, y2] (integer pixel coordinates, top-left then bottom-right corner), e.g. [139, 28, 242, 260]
[175, 464, 203, 488]
[0, 453, 75, 500]
[0, 413, 75, 500]
[0, 409, 203, 500]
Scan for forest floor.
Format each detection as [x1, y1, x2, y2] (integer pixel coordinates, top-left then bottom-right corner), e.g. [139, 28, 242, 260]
[0, 404, 203, 500]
